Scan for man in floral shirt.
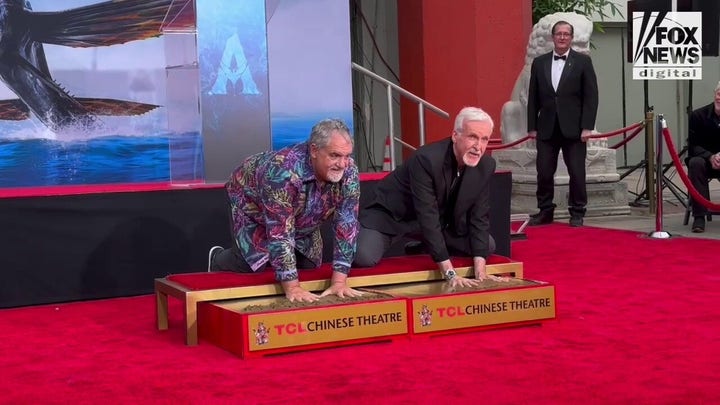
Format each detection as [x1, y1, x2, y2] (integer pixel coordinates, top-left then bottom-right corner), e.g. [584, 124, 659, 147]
[209, 119, 362, 302]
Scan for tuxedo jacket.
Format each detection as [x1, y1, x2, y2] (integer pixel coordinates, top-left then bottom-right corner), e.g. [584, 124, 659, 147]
[527, 49, 598, 140]
[360, 138, 496, 261]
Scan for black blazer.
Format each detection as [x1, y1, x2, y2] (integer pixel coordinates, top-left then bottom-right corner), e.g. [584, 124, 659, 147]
[361, 138, 496, 261]
[527, 49, 598, 140]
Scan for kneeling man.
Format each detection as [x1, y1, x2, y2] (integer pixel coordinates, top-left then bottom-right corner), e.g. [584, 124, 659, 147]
[353, 107, 503, 287]
[209, 119, 363, 302]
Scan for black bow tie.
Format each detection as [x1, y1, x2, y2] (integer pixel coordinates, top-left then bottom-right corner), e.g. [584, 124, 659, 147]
[554, 55, 567, 61]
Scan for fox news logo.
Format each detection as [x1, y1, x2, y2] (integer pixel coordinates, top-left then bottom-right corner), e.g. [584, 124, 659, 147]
[632, 12, 702, 80]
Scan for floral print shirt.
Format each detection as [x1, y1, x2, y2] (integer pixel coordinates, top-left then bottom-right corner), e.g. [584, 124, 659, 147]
[227, 142, 360, 282]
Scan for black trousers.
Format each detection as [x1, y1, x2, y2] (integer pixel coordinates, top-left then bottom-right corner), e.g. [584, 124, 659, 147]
[687, 156, 720, 216]
[535, 121, 587, 216]
[352, 226, 496, 268]
[211, 244, 316, 273]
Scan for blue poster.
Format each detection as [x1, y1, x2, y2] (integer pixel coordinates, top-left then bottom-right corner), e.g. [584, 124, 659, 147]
[0, 0, 354, 190]
[197, 0, 271, 182]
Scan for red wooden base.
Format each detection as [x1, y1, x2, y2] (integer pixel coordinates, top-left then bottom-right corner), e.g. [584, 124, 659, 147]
[197, 278, 555, 358]
[375, 280, 556, 336]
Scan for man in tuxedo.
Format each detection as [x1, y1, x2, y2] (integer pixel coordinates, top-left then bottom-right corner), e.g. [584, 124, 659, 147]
[353, 107, 503, 287]
[687, 82, 720, 233]
[526, 20, 599, 227]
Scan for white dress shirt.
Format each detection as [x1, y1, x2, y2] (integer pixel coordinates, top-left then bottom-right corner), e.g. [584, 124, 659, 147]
[551, 51, 568, 91]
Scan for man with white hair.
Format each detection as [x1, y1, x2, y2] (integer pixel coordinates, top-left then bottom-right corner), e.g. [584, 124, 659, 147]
[353, 107, 501, 287]
[687, 81, 720, 233]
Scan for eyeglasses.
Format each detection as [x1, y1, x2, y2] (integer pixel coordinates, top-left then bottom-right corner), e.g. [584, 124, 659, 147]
[553, 32, 572, 38]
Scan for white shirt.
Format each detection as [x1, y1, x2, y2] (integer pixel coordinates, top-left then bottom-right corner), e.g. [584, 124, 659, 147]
[551, 51, 568, 91]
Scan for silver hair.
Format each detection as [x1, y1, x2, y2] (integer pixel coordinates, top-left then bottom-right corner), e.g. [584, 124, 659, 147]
[715, 81, 720, 92]
[308, 118, 353, 148]
[454, 107, 494, 133]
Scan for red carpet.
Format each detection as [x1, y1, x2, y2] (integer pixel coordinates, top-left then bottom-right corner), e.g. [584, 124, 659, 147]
[1, 224, 719, 404]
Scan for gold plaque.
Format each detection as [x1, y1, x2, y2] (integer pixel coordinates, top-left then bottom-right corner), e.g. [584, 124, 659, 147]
[365, 279, 556, 334]
[204, 293, 409, 354]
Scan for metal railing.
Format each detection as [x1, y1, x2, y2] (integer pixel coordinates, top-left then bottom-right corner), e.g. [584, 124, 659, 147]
[351, 62, 449, 170]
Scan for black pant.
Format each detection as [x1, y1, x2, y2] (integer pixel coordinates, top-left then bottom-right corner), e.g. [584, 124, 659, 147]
[212, 244, 316, 272]
[352, 226, 496, 268]
[687, 156, 720, 216]
[535, 122, 587, 217]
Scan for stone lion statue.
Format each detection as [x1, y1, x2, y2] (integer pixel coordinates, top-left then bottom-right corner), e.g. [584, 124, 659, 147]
[500, 12, 594, 145]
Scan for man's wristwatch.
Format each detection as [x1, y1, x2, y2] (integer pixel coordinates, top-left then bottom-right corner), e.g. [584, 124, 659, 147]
[443, 269, 457, 281]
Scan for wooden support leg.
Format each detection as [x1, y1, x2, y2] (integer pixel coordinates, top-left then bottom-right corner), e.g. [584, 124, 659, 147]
[185, 297, 198, 346]
[156, 290, 169, 331]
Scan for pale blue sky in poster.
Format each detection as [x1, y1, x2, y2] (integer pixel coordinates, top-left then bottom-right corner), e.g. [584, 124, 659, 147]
[267, 0, 353, 116]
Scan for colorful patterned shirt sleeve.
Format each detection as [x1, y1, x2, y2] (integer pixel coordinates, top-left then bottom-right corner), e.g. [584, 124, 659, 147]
[331, 161, 360, 274]
[259, 158, 302, 282]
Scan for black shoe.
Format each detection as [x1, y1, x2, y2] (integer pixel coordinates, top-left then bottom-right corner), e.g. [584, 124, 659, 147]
[691, 216, 706, 233]
[569, 216, 584, 227]
[207, 246, 224, 271]
[528, 210, 554, 226]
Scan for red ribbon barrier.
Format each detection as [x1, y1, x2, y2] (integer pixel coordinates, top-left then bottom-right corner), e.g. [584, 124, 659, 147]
[585, 121, 644, 139]
[487, 136, 530, 150]
[609, 124, 645, 150]
[487, 121, 645, 151]
[663, 127, 720, 212]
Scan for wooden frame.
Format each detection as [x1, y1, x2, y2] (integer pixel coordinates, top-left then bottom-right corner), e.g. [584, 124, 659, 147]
[155, 261, 523, 345]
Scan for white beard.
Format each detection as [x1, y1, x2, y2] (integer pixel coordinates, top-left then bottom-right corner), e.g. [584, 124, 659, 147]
[326, 169, 344, 183]
[463, 152, 481, 167]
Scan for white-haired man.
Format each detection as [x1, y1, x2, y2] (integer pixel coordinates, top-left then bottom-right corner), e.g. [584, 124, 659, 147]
[687, 81, 720, 233]
[353, 107, 501, 287]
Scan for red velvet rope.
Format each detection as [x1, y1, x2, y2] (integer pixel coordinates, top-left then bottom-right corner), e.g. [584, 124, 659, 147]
[487, 136, 530, 150]
[585, 121, 644, 139]
[488, 121, 644, 151]
[609, 124, 645, 150]
[663, 127, 720, 212]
